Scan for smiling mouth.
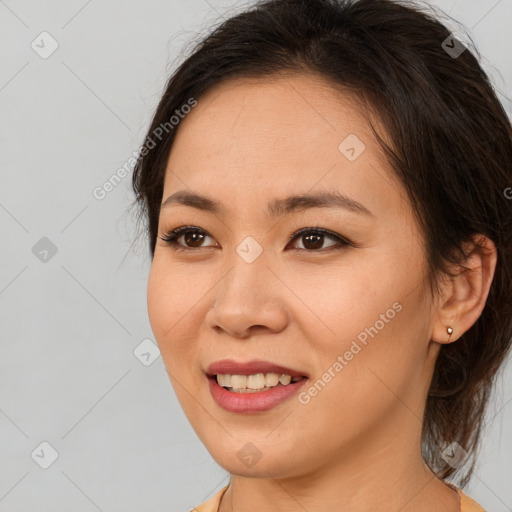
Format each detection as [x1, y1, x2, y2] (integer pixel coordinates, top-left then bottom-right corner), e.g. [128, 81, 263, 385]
[214, 373, 306, 393]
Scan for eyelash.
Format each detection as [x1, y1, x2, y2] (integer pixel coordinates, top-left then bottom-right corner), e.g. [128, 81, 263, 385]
[158, 225, 351, 253]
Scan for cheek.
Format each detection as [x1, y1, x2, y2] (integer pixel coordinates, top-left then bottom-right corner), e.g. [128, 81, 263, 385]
[147, 253, 205, 335]
[282, 255, 408, 347]
[147, 256, 202, 364]
[311, 285, 431, 423]
[291, 297, 430, 460]
[294, 250, 430, 405]
[147, 256, 208, 414]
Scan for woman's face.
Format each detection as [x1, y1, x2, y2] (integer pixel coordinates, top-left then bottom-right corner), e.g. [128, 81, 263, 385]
[148, 73, 440, 478]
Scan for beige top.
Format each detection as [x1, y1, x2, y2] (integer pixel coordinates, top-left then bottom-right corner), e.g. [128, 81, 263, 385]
[193, 485, 486, 512]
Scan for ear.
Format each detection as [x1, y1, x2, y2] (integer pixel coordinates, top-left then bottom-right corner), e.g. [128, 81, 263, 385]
[431, 234, 497, 344]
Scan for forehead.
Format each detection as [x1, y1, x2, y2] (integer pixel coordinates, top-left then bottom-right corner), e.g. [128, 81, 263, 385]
[163, 73, 404, 216]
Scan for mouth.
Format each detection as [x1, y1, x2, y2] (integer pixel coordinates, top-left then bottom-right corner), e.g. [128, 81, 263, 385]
[205, 359, 308, 413]
[212, 372, 305, 393]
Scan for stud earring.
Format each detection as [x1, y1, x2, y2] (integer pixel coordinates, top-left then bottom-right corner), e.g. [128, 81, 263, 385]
[447, 326, 453, 341]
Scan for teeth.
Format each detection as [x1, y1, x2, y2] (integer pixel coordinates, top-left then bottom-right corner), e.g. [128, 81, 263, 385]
[247, 373, 266, 389]
[216, 372, 302, 391]
[217, 374, 231, 387]
[265, 373, 279, 387]
[230, 375, 247, 389]
[279, 374, 292, 385]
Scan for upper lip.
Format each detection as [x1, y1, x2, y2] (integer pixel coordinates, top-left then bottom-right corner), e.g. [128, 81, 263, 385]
[206, 359, 308, 378]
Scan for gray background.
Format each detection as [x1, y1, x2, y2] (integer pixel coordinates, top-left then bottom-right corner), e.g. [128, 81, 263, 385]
[0, 0, 511, 511]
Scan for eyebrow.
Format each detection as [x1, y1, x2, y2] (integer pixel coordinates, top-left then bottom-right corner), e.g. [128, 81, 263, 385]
[160, 189, 373, 217]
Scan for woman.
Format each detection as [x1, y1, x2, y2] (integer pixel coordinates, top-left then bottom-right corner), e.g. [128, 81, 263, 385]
[132, 0, 512, 510]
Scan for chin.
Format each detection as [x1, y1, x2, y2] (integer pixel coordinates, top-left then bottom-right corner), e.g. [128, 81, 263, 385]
[204, 437, 306, 479]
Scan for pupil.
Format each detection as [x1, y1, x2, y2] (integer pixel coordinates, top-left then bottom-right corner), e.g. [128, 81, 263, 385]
[304, 234, 323, 249]
[185, 232, 204, 247]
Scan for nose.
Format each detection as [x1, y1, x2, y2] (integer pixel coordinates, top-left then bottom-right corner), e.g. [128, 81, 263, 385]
[205, 251, 290, 339]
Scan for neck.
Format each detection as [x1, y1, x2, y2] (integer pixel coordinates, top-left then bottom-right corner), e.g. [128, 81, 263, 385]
[218, 413, 460, 512]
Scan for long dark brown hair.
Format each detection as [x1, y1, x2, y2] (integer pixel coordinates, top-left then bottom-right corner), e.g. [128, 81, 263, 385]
[132, 0, 512, 486]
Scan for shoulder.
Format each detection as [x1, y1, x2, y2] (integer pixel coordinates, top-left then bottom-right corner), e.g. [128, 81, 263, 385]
[458, 488, 487, 512]
[443, 481, 486, 512]
[191, 485, 228, 512]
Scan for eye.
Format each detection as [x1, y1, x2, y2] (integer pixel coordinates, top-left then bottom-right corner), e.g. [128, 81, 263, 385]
[286, 227, 350, 251]
[159, 225, 351, 252]
[159, 225, 217, 251]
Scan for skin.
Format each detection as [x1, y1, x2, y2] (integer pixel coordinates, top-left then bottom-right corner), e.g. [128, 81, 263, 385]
[147, 73, 497, 512]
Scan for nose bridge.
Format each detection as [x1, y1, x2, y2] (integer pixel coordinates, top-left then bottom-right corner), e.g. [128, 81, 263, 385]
[208, 237, 288, 336]
[217, 236, 271, 307]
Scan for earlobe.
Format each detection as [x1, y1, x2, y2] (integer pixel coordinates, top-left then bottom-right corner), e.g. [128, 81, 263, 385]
[431, 235, 497, 345]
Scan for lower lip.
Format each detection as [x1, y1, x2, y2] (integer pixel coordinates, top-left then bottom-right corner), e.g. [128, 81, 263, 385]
[207, 376, 307, 413]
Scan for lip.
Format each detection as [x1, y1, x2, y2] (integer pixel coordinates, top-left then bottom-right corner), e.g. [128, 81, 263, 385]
[206, 359, 308, 378]
[205, 359, 308, 414]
